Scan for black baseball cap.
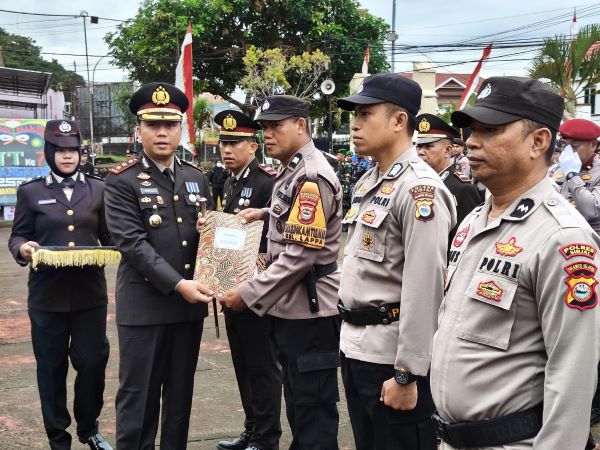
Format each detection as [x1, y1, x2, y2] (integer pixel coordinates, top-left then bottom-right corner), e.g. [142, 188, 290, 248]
[415, 114, 459, 145]
[451, 76, 564, 131]
[256, 95, 309, 121]
[337, 73, 422, 116]
[129, 82, 189, 121]
[215, 109, 261, 142]
[44, 120, 81, 148]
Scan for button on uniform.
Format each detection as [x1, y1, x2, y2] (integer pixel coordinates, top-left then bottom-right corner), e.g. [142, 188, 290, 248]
[182, 241, 188, 247]
[173, 195, 179, 201]
[67, 225, 75, 231]
[177, 217, 183, 224]
[68, 242, 75, 247]
[184, 264, 191, 270]
[67, 209, 74, 216]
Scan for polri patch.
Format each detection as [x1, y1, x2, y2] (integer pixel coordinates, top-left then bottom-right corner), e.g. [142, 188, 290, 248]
[560, 243, 596, 260]
[564, 261, 598, 311]
[495, 237, 523, 257]
[409, 185, 436, 222]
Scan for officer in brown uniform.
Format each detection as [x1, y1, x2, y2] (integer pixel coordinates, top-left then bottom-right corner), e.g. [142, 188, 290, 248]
[553, 118, 600, 234]
[431, 77, 600, 449]
[336, 73, 456, 450]
[416, 114, 481, 244]
[217, 95, 343, 449]
[213, 110, 282, 450]
[104, 82, 214, 449]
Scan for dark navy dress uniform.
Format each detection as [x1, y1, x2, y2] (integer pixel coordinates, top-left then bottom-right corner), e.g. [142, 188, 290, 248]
[104, 82, 214, 450]
[8, 120, 112, 450]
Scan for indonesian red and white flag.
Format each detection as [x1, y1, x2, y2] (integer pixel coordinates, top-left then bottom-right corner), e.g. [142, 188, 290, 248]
[175, 22, 195, 156]
[457, 43, 493, 110]
[570, 8, 578, 37]
[361, 46, 370, 74]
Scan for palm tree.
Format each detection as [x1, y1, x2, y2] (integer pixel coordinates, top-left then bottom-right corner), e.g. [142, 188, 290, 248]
[192, 96, 214, 157]
[530, 24, 600, 118]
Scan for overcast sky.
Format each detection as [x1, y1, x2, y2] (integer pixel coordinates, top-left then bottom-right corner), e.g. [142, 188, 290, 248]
[0, 0, 596, 85]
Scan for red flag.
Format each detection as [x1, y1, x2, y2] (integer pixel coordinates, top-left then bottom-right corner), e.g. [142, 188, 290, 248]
[175, 22, 195, 156]
[361, 46, 370, 74]
[458, 43, 493, 110]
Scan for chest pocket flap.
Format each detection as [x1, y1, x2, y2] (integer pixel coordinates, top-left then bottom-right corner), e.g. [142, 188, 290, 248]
[355, 209, 389, 262]
[457, 273, 518, 350]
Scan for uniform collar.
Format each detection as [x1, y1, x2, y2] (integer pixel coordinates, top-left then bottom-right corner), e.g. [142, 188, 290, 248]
[46, 171, 85, 186]
[235, 158, 256, 180]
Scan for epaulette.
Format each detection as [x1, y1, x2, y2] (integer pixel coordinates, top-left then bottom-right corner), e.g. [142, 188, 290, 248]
[181, 159, 203, 172]
[258, 163, 276, 176]
[19, 176, 44, 186]
[453, 171, 471, 184]
[83, 173, 104, 182]
[108, 158, 138, 175]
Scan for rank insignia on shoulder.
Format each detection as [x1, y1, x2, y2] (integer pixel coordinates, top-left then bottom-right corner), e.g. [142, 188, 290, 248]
[495, 237, 523, 257]
[564, 261, 598, 311]
[258, 163, 277, 176]
[388, 163, 403, 178]
[560, 243, 596, 260]
[454, 171, 471, 183]
[283, 181, 326, 249]
[288, 154, 302, 169]
[109, 158, 138, 174]
[509, 198, 534, 218]
[409, 185, 436, 222]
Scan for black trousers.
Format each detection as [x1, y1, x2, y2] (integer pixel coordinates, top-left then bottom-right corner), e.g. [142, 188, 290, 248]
[115, 320, 204, 450]
[28, 306, 110, 450]
[341, 353, 437, 450]
[271, 315, 341, 450]
[225, 310, 282, 449]
[212, 186, 224, 207]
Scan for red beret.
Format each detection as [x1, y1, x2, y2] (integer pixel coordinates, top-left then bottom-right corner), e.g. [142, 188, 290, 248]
[559, 118, 600, 140]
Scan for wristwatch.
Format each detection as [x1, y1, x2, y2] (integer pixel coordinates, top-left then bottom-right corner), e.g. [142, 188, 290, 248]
[566, 172, 578, 181]
[394, 369, 417, 385]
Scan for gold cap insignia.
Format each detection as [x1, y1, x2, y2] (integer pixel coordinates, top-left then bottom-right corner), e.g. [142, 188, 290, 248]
[418, 118, 431, 133]
[223, 114, 237, 131]
[151, 85, 170, 106]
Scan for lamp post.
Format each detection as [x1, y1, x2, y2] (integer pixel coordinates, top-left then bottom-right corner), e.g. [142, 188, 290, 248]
[80, 11, 94, 155]
[386, 0, 398, 72]
[91, 55, 108, 162]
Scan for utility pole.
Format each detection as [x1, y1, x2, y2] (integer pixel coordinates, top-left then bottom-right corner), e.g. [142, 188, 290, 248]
[80, 11, 94, 156]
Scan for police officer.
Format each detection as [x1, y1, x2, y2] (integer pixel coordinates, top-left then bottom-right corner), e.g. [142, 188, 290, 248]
[451, 138, 471, 177]
[104, 82, 214, 449]
[8, 120, 113, 450]
[80, 146, 95, 176]
[209, 160, 228, 207]
[217, 95, 343, 449]
[213, 109, 282, 450]
[416, 113, 481, 244]
[431, 77, 600, 449]
[336, 73, 456, 450]
[553, 118, 600, 233]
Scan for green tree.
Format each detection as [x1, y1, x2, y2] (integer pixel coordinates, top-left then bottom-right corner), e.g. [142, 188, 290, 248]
[112, 82, 137, 136]
[530, 24, 600, 118]
[105, 0, 389, 113]
[0, 28, 84, 90]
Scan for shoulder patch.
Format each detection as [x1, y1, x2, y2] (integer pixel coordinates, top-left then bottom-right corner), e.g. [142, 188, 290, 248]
[283, 180, 326, 249]
[181, 159, 203, 172]
[108, 158, 138, 175]
[409, 184, 436, 222]
[258, 163, 276, 176]
[453, 171, 471, 184]
[19, 176, 45, 186]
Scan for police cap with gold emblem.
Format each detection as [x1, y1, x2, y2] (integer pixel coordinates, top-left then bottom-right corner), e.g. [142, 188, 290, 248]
[129, 82, 189, 122]
[256, 95, 309, 121]
[559, 118, 600, 141]
[214, 109, 261, 142]
[416, 113, 459, 145]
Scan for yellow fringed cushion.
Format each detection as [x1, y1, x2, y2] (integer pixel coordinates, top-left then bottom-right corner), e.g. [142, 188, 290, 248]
[31, 247, 121, 269]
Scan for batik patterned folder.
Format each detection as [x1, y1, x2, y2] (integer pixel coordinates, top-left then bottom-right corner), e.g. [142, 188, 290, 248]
[193, 211, 264, 294]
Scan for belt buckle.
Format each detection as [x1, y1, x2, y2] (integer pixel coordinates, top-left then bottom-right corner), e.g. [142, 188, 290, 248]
[337, 302, 353, 324]
[431, 413, 452, 445]
[378, 305, 390, 324]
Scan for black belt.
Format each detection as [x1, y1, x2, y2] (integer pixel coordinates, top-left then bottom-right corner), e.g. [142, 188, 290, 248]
[432, 403, 543, 448]
[337, 301, 400, 325]
[305, 262, 338, 313]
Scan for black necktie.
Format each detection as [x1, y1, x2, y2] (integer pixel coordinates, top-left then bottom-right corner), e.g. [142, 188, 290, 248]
[60, 177, 75, 188]
[163, 168, 174, 187]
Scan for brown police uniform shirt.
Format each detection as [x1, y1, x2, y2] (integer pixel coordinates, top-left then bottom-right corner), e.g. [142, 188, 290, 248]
[553, 154, 600, 234]
[431, 177, 600, 449]
[339, 147, 456, 376]
[239, 141, 342, 319]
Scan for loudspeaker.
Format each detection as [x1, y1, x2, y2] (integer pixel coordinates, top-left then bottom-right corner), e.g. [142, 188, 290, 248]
[320, 79, 335, 95]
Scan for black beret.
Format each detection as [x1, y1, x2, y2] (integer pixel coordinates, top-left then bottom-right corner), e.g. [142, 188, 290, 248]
[44, 120, 81, 148]
[451, 76, 564, 131]
[337, 73, 422, 116]
[129, 82, 189, 121]
[214, 109, 262, 142]
[256, 95, 309, 121]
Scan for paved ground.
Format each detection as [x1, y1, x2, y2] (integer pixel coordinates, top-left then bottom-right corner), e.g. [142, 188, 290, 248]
[1, 226, 599, 449]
